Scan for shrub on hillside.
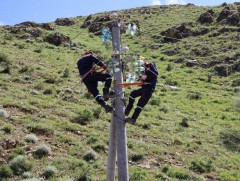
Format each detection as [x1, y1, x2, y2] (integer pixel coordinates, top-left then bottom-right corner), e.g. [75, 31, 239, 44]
[0, 52, 10, 64]
[189, 159, 214, 173]
[43, 88, 53, 95]
[83, 150, 98, 162]
[232, 79, 240, 87]
[234, 98, 240, 109]
[0, 164, 13, 178]
[166, 63, 173, 71]
[41, 166, 58, 179]
[150, 98, 161, 106]
[0, 52, 11, 73]
[22, 171, 32, 178]
[72, 109, 94, 125]
[162, 165, 190, 180]
[0, 109, 9, 118]
[2, 124, 13, 133]
[130, 168, 146, 181]
[9, 155, 32, 175]
[25, 134, 38, 143]
[4, 33, 13, 40]
[10, 146, 26, 159]
[188, 92, 202, 100]
[92, 107, 102, 119]
[34, 144, 51, 158]
[131, 153, 144, 162]
[62, 68, 70, 78]
[165, 78, 178, 86]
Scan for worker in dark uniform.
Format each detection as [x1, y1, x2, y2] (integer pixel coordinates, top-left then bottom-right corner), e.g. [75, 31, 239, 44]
[125, 61, 158, 124]
[77, 50, 115, 113]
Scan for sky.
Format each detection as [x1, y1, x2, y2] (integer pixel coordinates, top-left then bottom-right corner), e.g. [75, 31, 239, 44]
[0, 0, 238, 25]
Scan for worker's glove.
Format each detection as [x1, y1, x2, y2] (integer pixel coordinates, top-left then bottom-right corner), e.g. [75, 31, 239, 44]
[141, 75, 147, 80]
[102, 65, 108, 70]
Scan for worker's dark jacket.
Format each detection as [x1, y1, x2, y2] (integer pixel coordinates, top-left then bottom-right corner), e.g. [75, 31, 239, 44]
[77, 54, 105, 76]
[142, 62, 158, 89]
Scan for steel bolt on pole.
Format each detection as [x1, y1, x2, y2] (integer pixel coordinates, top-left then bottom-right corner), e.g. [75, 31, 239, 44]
[106, 21, 129, 181]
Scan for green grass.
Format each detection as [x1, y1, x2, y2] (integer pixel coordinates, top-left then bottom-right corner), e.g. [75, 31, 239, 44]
[0, 3, 240, 180]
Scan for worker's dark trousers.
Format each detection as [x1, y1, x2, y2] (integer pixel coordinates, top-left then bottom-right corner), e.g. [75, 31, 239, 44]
[83, 72, 112, 105]
[125, 85, 154, 120]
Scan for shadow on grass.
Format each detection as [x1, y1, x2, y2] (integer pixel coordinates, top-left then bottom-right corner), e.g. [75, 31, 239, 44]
[220, 130, 240, 152]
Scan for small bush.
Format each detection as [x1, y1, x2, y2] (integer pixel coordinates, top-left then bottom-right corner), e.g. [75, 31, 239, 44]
[232, 79, 240, 87]
[93, 143, 106, 152]
[220, 170, 240, 181]
[19, 66, 33, 73]
[234, 87, 240, 93]
[76, 174, 91, 181]
[234, 98, 240, 109]
[142, 123, 151, 130]
[10, 146, 26, 159]
[0, 52, 10, 64]
[188, 92, 202, 100]
[34, 47, 42, 53]
[93, 107, 102, 119]
[189, 159, 214, 173]
[41, 166, 58, 179]
[180, 118, 190, 127]
[221, 2, 227, 6]
[162, 165, 190, 180]
[45, 77, 56, 84]
[83, 150, 98, 162]
[0, 52, 11, 74]
[130, 168, 146, 181]
[62, 68, 70, 78]
[2, 124, 13, 133]
[27, 123, 53, 136]
[73, 109, 94, 125]
[25, 134, 38, 143]
[18, 43, 25, 49]
[43, 89, 53, 95]
[34, 83, 44, 90]
[22, 171, 32, 178]
[165, 78, 178, 86]
[0, 164, 13, 178]
[131, 153, 144, 162]
[166, 64, 173, 71]
[150, 98, 161, 106]
[84, 92, 92, 99]
[4, 33, 13, 40]
[160, 106, 168, 113]
[34, 144, 51, 158]
[9, 155, 32, 175]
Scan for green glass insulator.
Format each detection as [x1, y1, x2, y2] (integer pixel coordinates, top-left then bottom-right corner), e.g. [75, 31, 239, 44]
[134, 67, 145, 72]
[114, 68, 120, 73]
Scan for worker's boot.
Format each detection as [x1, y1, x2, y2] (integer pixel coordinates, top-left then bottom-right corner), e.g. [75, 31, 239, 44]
[100, 102, 115, 113]
[103, 87, 115, 101]
[125, 107, 141, 124]
[124, 117, 136, 125]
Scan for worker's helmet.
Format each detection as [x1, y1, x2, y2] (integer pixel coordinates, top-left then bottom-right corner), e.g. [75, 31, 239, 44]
[84, 50, 93, 55]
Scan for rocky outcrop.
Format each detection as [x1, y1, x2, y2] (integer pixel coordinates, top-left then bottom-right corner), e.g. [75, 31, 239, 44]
[5, 21, 54, 39]
[217, 6, 240, 26]
[44, 32, 70, 46]
[198, 9, 215, 24]
[55, 18, 75, 26]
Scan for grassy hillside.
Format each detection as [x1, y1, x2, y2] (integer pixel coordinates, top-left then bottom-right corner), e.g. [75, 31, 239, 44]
[0, 3, 240, 181]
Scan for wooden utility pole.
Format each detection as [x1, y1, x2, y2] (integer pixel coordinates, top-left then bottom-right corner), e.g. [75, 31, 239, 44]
[106, 21, 129, 181]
